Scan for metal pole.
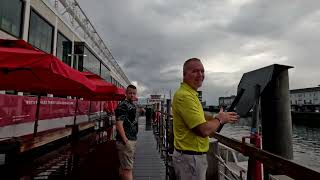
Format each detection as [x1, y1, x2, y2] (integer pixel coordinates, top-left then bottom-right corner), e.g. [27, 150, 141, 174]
[166, 99, 173, 154]
[33, 94, 41, 137]
[247, 85, 262, 180]
[73, 97, 79, 125]
[165, 99, 173, 180]
[260, 68, 293, 179]
[71, 97, 80, 145]
[160, 101, 164, 156]
[88, 100, 92, 121]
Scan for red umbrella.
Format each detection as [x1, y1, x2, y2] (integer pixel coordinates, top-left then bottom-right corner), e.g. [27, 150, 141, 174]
[81, 71, 118, 124]
[81, 71, 126, 101]
[81, 71, 118, 97]
[114, 87, 126, 101]
[0, 39, 97, 136]
[0, 40, 96, 96]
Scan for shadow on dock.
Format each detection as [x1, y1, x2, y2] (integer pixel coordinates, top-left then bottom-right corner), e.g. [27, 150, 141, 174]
[67, 140, 120, 180]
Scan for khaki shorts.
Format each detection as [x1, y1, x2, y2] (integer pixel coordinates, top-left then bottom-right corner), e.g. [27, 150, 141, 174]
[116, 140, 137, 169]
[172, 150, 208, 180]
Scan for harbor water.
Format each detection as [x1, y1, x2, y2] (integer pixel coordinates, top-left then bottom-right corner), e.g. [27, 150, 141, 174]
[219, 117, 320, 172]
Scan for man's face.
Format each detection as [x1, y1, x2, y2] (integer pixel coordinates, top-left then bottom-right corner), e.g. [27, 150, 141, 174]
[126, 88, 137, 102]
[184, 61, 205, 90]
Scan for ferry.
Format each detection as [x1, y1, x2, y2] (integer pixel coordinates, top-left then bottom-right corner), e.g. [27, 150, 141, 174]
[0, 0, 129, 139]
[0, 1, 129, 178]
[1, 1, 320, 180]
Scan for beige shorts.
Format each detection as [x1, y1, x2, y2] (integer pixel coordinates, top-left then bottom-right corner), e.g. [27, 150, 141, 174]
[116, 140, 137, 170]
[172, 150, 208, 180]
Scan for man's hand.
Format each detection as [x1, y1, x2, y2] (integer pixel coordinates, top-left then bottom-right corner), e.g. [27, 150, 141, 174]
[140, 108, 146, 113]
[123, 137, 129, 145]
[216, 107, 239, 124]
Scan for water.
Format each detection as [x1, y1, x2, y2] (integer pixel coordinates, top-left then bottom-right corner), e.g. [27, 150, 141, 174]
[219, 118, 320, 172]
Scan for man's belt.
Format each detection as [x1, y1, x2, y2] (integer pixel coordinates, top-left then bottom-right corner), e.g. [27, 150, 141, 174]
[175, 148, 207, 155]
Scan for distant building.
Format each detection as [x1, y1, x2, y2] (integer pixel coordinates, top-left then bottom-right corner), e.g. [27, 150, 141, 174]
[197, 91, 203, 102]
[197, 91, 206, 107]
[219, 95, 236, 107]
[147, 94, 164, 105]
[290, 86, 320, 105]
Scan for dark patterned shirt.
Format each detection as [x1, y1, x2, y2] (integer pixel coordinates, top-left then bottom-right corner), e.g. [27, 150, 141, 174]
[115, 99, 138, 141]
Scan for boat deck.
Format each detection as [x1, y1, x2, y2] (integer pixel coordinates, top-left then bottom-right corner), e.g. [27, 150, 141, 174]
[134, 116, 166, 180]
[67, 116, 166, 180]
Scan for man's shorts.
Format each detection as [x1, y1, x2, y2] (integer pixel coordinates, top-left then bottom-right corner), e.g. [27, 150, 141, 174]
[116, 140, 137, 170]
[172, 149, 208, 180]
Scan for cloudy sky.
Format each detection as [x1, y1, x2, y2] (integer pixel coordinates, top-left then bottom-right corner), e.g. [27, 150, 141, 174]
[77, 0, 320, 105]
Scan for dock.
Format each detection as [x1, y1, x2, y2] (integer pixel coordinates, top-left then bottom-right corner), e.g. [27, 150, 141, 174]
[67, 116, 166, 180]
[134, 116, 166, 180]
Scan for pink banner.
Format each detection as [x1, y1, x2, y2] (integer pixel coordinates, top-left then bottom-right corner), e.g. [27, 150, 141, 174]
[0, 94, 103, 127]
[0, 94, 36, 127]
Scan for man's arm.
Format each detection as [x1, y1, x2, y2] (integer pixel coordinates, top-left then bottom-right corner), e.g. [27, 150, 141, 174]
[192, 119, 221, 138]
[116, 120, 128, 144]
[115, 102, 129, 144]
[204, 111, 215, 121]
[193, 108, 239, 137]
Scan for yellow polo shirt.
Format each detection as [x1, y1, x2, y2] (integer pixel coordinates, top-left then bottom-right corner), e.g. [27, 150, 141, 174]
[172, 82, 209, 152]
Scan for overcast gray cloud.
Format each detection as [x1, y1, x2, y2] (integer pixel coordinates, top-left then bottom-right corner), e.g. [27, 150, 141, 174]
[77, 0, 320, 105]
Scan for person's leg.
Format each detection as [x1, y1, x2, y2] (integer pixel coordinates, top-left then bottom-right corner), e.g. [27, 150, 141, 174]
[172, 151, 208, 180]
[119, 168, 132, 180]
[116, 140, 137, 180]
[194, 154, 208, 180]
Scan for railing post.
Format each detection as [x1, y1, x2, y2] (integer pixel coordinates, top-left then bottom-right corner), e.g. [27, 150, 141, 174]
[33, 94, 41, 137]
[160, 101, 164, 157]
[166, 99, 173, 154]
[206, 140, 219, 180]
[247, 85, 262, 180]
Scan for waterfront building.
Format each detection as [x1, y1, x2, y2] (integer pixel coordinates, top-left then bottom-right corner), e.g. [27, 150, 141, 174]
[290, 86, 320, 105]
[219, 95, 236, 107]
[0, 0, 130, 138]
[0, 0, 130, 89]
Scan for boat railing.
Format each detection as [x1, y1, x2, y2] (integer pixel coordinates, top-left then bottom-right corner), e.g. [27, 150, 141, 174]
[45, 0, 130, 84]
[155, 108, 320, 180]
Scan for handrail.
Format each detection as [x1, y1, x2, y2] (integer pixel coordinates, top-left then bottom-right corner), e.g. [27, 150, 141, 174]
[156, 107, 320, 179]
[159, 111, 320, 179]
[213, 133, 320, 180]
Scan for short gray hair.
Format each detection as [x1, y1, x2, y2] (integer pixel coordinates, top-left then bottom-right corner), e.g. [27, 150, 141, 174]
[183, 58, 201, 75]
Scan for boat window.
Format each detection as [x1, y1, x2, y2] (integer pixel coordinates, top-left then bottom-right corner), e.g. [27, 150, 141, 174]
[56, 32, 72, 66]
[0, 0, 22, 38]
[28, 10, 53, 53]
[82, 46, 100, 75]
[101, 64, 111, 82]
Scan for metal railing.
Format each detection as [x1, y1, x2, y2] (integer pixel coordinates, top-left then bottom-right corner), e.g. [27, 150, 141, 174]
[46, 0, 130, 85]
[152, 100, 320, 180]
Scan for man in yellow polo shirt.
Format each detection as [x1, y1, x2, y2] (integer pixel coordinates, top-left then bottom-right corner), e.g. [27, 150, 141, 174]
[172, 58, 239, 180]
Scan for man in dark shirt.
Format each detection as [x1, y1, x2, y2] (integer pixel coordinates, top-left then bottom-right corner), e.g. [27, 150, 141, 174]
[115, 84, 138, 180]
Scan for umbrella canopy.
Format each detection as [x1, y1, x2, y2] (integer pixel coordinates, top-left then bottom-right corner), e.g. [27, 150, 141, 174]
[0, 39, 96, 96]
[81, 71, 126, 101]
[84, 87, 126, 101]
[115, 87, 126, 100]
[81, 71, 118, 96]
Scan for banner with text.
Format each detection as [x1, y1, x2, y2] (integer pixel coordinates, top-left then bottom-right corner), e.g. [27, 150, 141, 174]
[0, 94, 103, 127]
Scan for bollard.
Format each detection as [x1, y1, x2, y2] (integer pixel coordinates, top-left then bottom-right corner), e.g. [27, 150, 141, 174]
[260, 66, 293, 179]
